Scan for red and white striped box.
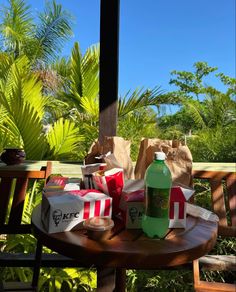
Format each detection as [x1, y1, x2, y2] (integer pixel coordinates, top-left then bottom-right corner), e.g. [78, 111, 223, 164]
[92, 168, 124, 215]
[41, 189, 112, 233]
[169, 185, 195, 228]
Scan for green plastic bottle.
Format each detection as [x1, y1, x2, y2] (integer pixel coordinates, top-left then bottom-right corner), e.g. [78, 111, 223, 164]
[142, 151, 172, 238]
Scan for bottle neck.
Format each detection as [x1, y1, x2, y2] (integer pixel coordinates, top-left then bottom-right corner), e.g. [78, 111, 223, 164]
[154, 159, 165, 164]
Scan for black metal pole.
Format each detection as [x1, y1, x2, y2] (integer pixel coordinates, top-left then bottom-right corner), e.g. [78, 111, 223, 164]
[99, 0, 120, 144]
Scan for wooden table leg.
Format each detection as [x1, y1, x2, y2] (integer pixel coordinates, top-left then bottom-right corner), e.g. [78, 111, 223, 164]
[97, 268, 126, 292]
[97, 268, 116, 292]
[115, 268, 126, 292]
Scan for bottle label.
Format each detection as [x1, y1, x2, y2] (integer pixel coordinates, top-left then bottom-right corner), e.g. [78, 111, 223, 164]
[145, 187, 169, 217]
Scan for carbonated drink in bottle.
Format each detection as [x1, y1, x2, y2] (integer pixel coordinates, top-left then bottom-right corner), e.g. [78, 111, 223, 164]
[142, 151, 172, 238]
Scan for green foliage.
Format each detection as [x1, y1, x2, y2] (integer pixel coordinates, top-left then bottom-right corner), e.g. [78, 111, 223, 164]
[169, 61, 218, 98]
[39, 267, 96, 292]
[0, 54, 47, 156]
[46, 118, 84, 160]
[0, 53, 84, 159]
[158, 62, 236, 162]
[118, 107, 160, 160]
[183, 94, 236, 129]
[158, 106, 195, 135]
[0, 0, 74, 63]
[126, 270, 193, 291]
[0, 0, 34, 58]
[188, 126, 236, 162]
[118, 87, 163, 117]
[34, 0, 73, 63]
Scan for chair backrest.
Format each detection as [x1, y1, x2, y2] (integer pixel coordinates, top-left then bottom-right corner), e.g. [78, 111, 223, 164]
[0, 161, 52, 235]
[192, 170, 236, 237]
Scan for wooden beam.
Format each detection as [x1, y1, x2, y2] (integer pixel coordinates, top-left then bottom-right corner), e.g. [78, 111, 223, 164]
[99, 0, 120, 144]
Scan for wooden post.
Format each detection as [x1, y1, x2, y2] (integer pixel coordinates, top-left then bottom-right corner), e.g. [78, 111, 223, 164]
[99, 0, 120, 144]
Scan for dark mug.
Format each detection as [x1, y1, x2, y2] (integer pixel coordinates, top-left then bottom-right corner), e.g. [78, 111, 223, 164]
[0, 148, 26, 165]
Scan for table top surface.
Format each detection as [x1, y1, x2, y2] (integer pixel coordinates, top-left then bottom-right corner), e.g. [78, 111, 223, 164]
[31, 204, 218, 269]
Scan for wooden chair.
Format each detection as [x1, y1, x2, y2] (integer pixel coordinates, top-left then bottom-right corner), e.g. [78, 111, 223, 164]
[0, 161, 52, 291]
[192, 170, 236, 292]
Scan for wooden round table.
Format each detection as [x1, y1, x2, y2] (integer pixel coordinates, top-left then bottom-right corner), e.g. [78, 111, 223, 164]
[31, 204, 218, 291]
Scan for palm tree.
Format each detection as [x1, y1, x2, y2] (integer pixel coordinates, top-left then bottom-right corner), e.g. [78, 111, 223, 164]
[0, 0, 73, 64]
[183, 91, 236, 129]
[0, 52, 84, 160]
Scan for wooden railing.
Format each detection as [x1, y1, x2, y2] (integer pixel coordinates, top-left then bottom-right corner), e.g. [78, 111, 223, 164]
[1, 160, 234, 177]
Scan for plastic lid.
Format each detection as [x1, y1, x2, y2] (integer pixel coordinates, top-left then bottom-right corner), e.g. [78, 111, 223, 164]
[83, 216, 114, 231]
[154, 151, 166, 160]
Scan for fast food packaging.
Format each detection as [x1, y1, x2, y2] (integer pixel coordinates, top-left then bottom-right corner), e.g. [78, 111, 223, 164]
[120, 181, 195, 229]
[44, 176, 81, 192]
[81, 163, 107, 189]
[41, 189, 112, 233]
[119, 179, 145, 229]
[169, 185, 195, 228]
[92, 168, 124, 215]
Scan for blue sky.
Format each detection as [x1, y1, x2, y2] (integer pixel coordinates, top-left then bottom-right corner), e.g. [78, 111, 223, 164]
[1, 0, 235, 103]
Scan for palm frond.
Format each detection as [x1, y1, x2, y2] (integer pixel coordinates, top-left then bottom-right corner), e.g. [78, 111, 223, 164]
[22, 73, 47, 119]
[183, 100, 206, 129]
[35, 0, 73, 62]
[0, 53, 13, 79]
[0, 0, 34, 55]
[0, 57, 47, 158]
[62, 42, 100, 115]
[80, 95, 99, 120]
[70, 41, 82, 100]
[51, 57, 70, 78]
[81, 44, 99, 101]
[3, 55, 47, 119]
[118, 86, 164, 117]
[0, 108, 21, 144]
[46, 118, 84, 160]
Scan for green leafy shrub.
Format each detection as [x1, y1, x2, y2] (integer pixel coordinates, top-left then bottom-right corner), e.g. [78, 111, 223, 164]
[126, 269, 193, 291]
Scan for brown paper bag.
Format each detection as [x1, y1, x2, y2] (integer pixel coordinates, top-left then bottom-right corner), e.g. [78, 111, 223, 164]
[84, 136, 134, 179]
[134, 138, 193, 187]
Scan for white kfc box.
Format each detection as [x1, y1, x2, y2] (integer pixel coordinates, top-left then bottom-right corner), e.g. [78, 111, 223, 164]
[41, 189, 112, 233]
[119, 179, 145, 229]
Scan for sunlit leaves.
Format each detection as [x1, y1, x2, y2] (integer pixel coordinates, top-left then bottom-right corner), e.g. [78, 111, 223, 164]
[0, 54, 85, 160]
[46, 118, 84, 160]
[0, 0, 34, 57]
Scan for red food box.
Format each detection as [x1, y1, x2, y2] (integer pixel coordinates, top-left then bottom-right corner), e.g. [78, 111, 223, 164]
[169, 185, 195, 228]
[92, 168, 124, 216]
